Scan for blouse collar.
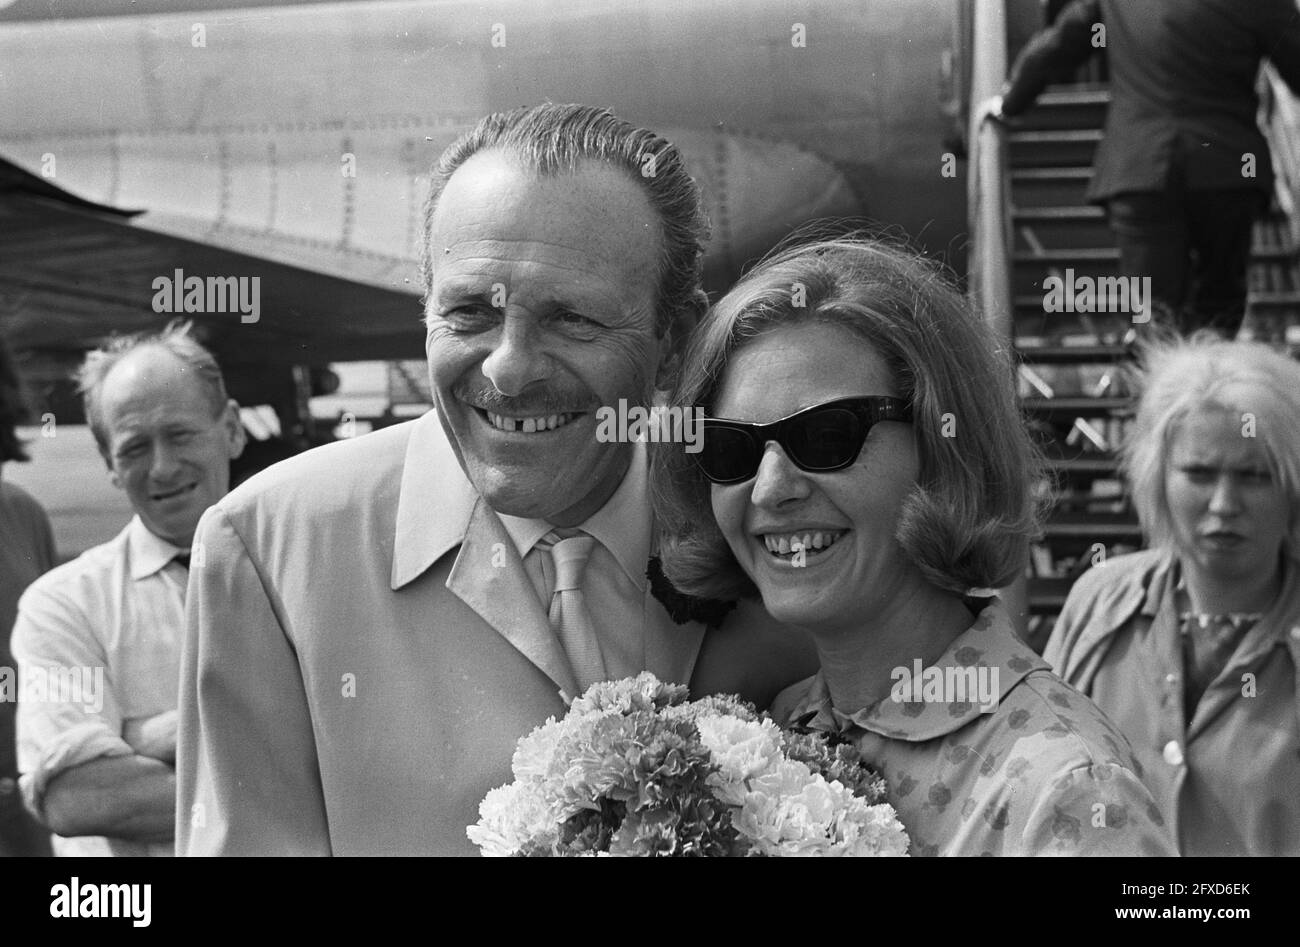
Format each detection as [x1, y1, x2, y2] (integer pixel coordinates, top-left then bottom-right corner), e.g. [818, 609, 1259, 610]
[787, 597, 1050, 742]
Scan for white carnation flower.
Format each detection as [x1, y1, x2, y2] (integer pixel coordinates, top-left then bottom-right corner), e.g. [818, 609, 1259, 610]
[466, 672, 911, 857]
[834, 801, 911, 857]
[568, 671, 672, 717]
[465, 782, 556, 856]
[733, 758, 817, 850]
[695, 714, 783, 781]
[733, 760, 910, 857]
[511, 716, 565, 780]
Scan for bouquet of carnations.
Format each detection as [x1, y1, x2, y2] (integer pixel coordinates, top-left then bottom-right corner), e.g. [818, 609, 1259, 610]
[467, 672, 910, 856]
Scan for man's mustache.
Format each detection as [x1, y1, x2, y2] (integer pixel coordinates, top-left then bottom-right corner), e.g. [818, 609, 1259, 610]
[453, 385, 602, 416]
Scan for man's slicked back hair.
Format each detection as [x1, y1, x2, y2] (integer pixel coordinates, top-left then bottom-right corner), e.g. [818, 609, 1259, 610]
[419, 103, 710, 339]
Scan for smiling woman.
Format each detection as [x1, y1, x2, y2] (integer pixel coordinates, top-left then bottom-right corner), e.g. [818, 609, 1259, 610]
[651, 235, 1177, 856]
[1046, 335, 1300, 855]
[653, 235, 1044, 605]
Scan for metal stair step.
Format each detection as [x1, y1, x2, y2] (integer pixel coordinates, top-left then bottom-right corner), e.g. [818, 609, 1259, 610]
[1016, 343, 1131, 363]
[1012, 205, 1105, 221]
[1014, 247, 1118, 264]
[1008, 130, 1102, 168]
[1044, 513, 1138, 532]
[1048, 457, 1123, 477]
[1021, 396, 1132, 418]
[1012, 250, 1120, 296]
[1011, 198, 1290, 229]
[1048, 493, 1133, 515]
[1014, 244, 1295, 266]
[1035, 87, 1111, 107]
[1040, 522, 1144, 557]
[1013, 250, 1298, 299]
[1008, 129, 1105, 145]
[1248, 290, 1300, 309]
[1014, 316, 1145, 340]
[1011, 88, 1110, 132]
[1012, 205, 1111, 249]
[1010, 167, 1094, 206]
[1015, 290, 1300, 317]
[1039, 439, 1123, 477]
[1248, 246, 1296, 263]
[1011, 167, 1094, 182]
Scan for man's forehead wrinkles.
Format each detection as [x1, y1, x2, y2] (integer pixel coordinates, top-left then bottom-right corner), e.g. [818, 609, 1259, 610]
[109, 408, 205, 433]
[435, 268, 622, 296]
[432, 256, 647, 304]
[435, 236, 636, 271]
[438, 253, 606, 275]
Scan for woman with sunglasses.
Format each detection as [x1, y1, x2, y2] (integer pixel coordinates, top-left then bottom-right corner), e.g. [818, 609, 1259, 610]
[652, 236, 1175, 855]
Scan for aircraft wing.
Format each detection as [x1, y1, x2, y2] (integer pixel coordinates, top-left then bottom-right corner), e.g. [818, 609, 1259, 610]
[1, 118, 860, 371]
[0, 155, 426, 368]
[1, 0, 953, 377]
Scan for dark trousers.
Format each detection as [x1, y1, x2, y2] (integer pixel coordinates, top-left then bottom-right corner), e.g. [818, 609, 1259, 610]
[1106, 188, 1263, 338]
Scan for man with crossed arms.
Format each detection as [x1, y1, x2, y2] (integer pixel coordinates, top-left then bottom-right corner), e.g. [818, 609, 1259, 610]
[13, 323, 244, 855]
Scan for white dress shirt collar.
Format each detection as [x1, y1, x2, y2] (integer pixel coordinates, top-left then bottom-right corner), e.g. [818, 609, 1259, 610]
[393, 411, 651, 591]
[496, 437, 650, 592]
[126, 515, 186, 581]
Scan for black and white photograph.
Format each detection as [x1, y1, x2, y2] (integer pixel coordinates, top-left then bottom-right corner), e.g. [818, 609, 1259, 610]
[0, 0, 1296, 919]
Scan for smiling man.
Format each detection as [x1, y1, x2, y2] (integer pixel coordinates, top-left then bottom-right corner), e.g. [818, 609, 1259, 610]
[10, 321, 245, 855]
[176, 104, 818, 856]
[426, 150, 664, 529]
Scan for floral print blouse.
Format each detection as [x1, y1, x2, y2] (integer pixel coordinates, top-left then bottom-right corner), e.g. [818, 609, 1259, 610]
[774, 598, 1177, 856]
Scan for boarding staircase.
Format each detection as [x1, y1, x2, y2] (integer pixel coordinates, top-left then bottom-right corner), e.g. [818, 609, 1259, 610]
[968, 3, 1300, 652]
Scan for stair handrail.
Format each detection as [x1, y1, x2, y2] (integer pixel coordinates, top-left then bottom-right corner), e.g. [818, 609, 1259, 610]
[965, 0, 1028, 633]
[967, 0, 1013, 346]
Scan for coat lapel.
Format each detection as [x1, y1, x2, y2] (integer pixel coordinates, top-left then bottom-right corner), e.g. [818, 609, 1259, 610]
[390, 411, 578, 700]
[447, 498, 580, 701]
[390, 409, 713, 699]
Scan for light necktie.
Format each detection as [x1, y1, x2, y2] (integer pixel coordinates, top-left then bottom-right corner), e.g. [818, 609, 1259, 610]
[536, 529, 608, 694]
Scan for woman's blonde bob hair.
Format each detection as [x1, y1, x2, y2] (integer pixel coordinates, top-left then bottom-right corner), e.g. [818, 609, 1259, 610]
[1123, 333, 1300, 560]
[650, 235, 1046, 601]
